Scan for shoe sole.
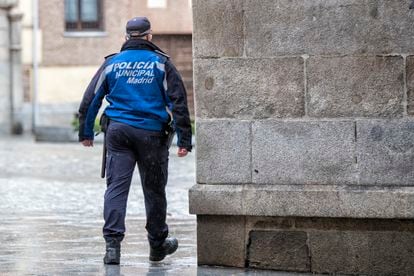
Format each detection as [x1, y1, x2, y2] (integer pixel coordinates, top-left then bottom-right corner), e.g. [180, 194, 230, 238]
[103, 258, 120, 265]
[149, 242, 178, 262]
[104, 261, 120, 265]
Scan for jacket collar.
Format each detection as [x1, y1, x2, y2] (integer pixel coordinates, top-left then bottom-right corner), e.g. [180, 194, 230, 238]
[120, 38, 166, 54]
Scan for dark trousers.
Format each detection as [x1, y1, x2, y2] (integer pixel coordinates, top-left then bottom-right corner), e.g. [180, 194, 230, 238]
[103, 121, 169, 248]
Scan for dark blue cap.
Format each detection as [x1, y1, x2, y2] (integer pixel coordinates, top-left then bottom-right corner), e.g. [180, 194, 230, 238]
[126, 17, 151, 36]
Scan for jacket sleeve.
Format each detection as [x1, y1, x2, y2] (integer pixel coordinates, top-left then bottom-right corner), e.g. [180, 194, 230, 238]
[78, 61, 109, 141]
[164, 60, 192, 151]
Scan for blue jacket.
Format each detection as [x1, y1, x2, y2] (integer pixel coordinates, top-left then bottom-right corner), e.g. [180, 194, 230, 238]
[78, 39, 192, 151]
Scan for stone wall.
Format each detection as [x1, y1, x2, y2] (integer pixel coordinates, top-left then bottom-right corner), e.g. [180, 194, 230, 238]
[190, 0, 414, 274]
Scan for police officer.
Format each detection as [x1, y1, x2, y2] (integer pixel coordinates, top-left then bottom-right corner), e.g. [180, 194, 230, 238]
[78, 17, 192, 264]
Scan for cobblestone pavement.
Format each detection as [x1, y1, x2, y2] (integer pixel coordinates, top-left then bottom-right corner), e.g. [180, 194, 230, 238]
[0, 136, 318, 276]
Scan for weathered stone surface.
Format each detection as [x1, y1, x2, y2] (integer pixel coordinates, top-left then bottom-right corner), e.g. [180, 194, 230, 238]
[192, 0, 414, 274]
[252, 121, 356, 185]
[308, 56, 404, 118]
[309, 230, 414, 275]
[357, 120, 414, 185]
[294, 217, 414, 232]
[406, 56, 414, 115]
[248, 231, 310, 272]
[189, 184, 243, 215]
[243, 185, 414, 219]
[194, 58, 304, 119]
[245, 0, 414, 57]
[197, 215, 246, 267]
[246, 216, 295, 230]
[193, 0, 243, 58]
[189, 184, 414, 219]
[196, 120, 251, 184]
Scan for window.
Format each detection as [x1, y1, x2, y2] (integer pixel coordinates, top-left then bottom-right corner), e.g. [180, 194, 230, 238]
[65, 0, 103, 31]
[147, 0, 167, 9]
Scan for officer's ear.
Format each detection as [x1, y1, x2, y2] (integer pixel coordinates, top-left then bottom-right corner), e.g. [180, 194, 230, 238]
[125, 34, 130, 41]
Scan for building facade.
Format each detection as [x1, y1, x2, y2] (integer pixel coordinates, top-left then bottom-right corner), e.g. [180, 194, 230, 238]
[19, 0, 193, 136]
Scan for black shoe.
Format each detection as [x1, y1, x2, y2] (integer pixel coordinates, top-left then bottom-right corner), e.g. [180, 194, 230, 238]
[149, 237, 178, 262]
[103, 239, 121, 265]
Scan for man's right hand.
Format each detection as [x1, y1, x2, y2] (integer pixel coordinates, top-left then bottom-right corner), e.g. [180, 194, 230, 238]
[81, 140, 94, 147]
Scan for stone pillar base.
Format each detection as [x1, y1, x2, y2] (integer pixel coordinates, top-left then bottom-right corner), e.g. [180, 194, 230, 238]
[191, 184, 414, 274]
[197, 216, 246, 267]
[197, 215, 414, 275]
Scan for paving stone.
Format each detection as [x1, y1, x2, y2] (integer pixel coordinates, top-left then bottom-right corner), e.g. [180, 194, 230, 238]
[245, 0, 414, 56]
[248, 230, 310, 272]
[196, 120, 251, 184]
[357, 120, 414, 185]
[194, 58, 304, 119]
[252, 121, 357, 185]
[193, 0, 244, 58]
[308, 56, 404, 118]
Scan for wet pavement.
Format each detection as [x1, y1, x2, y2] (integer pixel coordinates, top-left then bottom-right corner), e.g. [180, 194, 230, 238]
[0, 136, 318, 276]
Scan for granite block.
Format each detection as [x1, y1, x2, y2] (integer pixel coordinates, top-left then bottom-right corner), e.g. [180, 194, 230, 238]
[248, 230, 310, 272]
[197, 215, 246, 267]
[194, 58, 304, 119]
[193, 0, 244, 58]
[189, 184, 414, 219]
[310, 230, 414, 275]
[245, 0, 414, 56]
[357, 120, 414, 185]
[196, 120, 251, 184]
[308, 56, 404, 118]
[252, 121, 356, 185]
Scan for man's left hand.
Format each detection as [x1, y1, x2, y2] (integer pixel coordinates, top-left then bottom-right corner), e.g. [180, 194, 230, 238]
[177, 147, 188, 157]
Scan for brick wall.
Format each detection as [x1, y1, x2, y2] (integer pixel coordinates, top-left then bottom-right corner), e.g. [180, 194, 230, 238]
[39, 0, 127, 66]
[39, 0, 192, 66]
[36, 0, 194, 116]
